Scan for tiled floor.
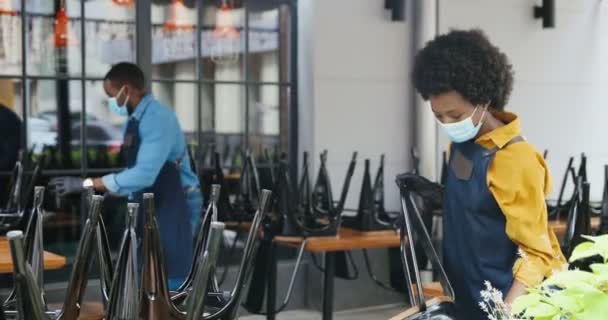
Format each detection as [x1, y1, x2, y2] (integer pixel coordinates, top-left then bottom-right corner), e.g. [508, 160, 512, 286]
[241, 303, 405, 320]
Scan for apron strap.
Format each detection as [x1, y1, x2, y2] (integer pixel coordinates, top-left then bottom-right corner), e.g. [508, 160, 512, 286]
[450, 135, 526, 181]
[482, 135, 526, 157]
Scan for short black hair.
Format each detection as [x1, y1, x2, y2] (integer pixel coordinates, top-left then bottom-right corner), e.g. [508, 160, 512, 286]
[104, 62, 146, 90]
[412, 29, 514, 110]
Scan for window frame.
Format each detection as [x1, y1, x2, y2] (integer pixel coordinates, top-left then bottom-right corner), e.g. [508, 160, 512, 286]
[0, 0, 298, 180]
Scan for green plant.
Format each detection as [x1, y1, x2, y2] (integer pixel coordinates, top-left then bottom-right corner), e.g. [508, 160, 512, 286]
[510, 235, 608, 320]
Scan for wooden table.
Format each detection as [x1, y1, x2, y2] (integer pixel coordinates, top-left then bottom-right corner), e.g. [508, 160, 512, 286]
[0, 236, 67, 274]
[389, 296, 453, 320]
[225, 173, 241, 180]
[272, 227, 402, 320]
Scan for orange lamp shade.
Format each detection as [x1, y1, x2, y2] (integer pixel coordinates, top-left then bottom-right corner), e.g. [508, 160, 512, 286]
[212, 3, 239, 39]
[112, 0, 134, 6]
[53, 6, 70, 48]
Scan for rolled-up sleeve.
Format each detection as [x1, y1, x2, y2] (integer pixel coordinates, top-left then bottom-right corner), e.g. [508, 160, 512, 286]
[488, 145, 566, 287]
[102, 109, 173, 196]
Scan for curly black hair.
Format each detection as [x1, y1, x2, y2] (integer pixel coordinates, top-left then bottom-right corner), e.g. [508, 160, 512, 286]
[412, 29, 514, 110]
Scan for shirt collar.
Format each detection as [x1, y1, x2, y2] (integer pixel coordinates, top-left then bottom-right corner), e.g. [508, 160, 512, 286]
[130, 93, 154, 121]
[475, 111, 521, 149]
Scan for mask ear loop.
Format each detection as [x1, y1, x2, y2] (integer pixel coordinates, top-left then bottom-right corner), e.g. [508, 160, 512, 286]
[116, 85, 130, 106]
[116, 85, 126, 99]
[475, 104, 490, 127]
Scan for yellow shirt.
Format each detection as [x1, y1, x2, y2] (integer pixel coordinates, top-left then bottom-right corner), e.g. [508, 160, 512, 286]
[475, 112, 566, 288]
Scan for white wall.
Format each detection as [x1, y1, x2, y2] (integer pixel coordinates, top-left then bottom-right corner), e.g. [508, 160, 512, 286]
[437, 0, 608, 201]
[299, 0, 413, 212]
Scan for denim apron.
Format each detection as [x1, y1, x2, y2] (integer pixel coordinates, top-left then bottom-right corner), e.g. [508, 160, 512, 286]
[122, 101, 193, 283]
[443, 136, 523, 319]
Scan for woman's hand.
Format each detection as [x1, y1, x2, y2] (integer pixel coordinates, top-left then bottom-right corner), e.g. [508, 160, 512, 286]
[504, 279, 528, 311]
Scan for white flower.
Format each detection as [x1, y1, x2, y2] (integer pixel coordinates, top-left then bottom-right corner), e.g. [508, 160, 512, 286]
[479, 280, 514, 320]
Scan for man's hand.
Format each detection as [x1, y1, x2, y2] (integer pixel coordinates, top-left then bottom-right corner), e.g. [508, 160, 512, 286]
[92, 178, 108, 193]
[48, 177, 85, 197]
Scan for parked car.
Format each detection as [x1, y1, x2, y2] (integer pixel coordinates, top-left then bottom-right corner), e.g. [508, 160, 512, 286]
[38, 111, 99, 130]
[28, 117, 57, 154]
[71, 121, 123, 154]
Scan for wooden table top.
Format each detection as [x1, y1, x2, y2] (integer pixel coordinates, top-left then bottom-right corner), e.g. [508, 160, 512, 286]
[549, 216, 601, 239]
[225, 215, 602, 252]
[225, 173, 241, 180]
[274, 227, 401, 252]
[0, 236, 67, 274]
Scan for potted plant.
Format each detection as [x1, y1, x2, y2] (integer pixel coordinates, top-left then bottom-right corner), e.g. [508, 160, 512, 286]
[481, 235, 608, 319]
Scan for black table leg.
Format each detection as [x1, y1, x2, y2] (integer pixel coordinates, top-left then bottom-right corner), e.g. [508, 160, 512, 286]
[323, 251, 336, 320]
[266, 241, 277, 320]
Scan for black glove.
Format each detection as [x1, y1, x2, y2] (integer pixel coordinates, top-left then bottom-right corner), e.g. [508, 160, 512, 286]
[48, 177, 85, 197]
[396, 172, 444, 209]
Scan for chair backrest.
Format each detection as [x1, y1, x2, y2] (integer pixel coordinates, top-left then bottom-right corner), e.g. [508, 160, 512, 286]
[185, 222, 224, 320]
[139, 193, 185, 320]
[257, 149, 275, 191]
[237, 151, 261, 218]
[395, 173, 455, 309]
[350, 159, 374, 225]
[20, 160, 42, 214]
[273, 159, 296, 236]
[205, 189, 272, 320]
[578, 153, 588, 183]
[297, 152, 312, 218]
[6, 230, 50, 320]
[106, 203, 140, 320]
[56, 195, 104, 320]
[176, 184, 221, 295]
[599, 165, 608, 235]
[564, 177, 592, 257]
[3, 161, 23, 212]
[335, 152, 358, 214]
[86, 190, 114, 307]
[313, 150, 334, 215]
[372, 154, 386, 215]
[552, 156, 575, 220]
[0, 301, 5, 320]
[287, 151, 358, 237]
[3, 186, 47, 310]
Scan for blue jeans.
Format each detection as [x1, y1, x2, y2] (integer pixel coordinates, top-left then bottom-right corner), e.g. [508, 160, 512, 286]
[185, 187, 203, 237]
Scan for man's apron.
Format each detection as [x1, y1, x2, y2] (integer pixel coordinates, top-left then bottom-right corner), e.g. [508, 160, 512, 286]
[122, 102, 193, 282]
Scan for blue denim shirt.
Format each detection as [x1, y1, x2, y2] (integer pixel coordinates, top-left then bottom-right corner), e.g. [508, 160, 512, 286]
[102, 94, 199, 197]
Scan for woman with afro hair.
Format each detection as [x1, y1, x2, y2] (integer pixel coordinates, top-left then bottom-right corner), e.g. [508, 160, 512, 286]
[412, 29, 565, 318]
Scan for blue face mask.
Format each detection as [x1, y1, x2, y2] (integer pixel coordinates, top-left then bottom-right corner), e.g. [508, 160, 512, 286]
[437, 106, 487, 143]
[107, 86, 130, 117]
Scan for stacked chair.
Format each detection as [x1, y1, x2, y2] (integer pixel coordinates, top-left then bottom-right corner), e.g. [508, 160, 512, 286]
[3, 186, 47, 316]
[232, 151, 261, 222]
[4, 181, 273, 319]
[1, 156, 43, 233]
[242, 150, 360, 315]
[276, 151, 357, 237]
[548, 156, 576, 220]
[342, 155, 397, 231]
[598, 165, 608, 235]
[390, 172, 456, 320]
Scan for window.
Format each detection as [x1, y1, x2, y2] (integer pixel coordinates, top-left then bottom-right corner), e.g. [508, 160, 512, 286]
[0, 0, 297, 285]
[150, 0, 297, 171]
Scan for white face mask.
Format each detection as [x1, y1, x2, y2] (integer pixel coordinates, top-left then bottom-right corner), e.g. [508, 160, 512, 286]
[436, 106, 487, 143]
